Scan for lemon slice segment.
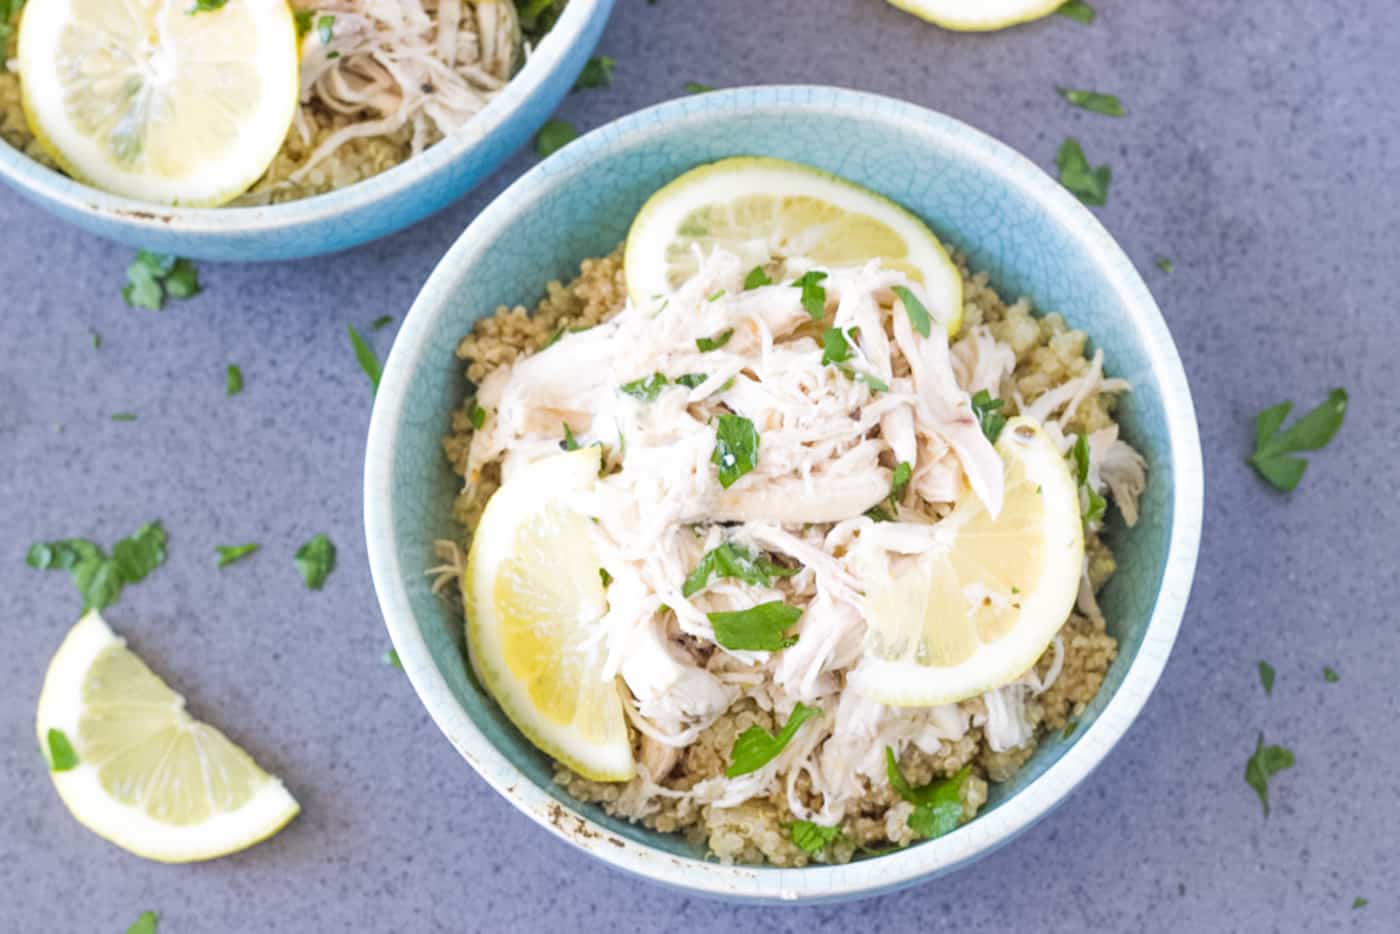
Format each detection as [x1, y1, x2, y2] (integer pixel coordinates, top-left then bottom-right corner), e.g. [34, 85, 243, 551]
[35, 611, 299, 862]
[624, 156, 963, 334]
[887, 0, 1065, 31]
[17, 0, 299, 206]
[465, 447, 633, 782]
[850, 417, 1084, 706]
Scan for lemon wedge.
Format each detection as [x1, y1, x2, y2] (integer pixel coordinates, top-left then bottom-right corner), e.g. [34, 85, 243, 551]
[464, 447, 633, 782]
[624, 156, 963, 334]
[849, 417, 1084, 706]
[887, 0, 1065, 31]
[17, 0, 299, 205]
[35, 611, 299, 862]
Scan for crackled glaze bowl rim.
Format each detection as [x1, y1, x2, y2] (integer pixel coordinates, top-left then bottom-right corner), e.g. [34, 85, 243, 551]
[0, 0, 606, 236]
[365, 86, 1204, 903]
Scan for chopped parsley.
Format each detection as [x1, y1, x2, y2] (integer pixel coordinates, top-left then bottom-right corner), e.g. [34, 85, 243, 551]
[293, 9, 314, 37]
[294, 534, 336, 590]
[574, 55, 615, 90]
[1248, 388, 1347, 492]
[383, 649, 402, 669]
[560, 422, 580, 451]
[1056, 138, 1111, 206]
[1323, 666, 1340, 683]
[891, 285, 931, 337]
[1353, 897, 1368, 910]
[111, 413, 138, 422]
[347, 325, 382, 395]
[743, 266, 772, 290]
[0, 0, 26, 45]
[215, 543, 259, 568]
[1243, 732, 1294, 817]
[519, 0, 565, 38]
[27, 521, 167, 611]
[1056, 0, 1095, 23]
[1156, 257, 1174, 273]
[91, 330, 101, 349]
[46, 728, 78, 772]
[469, 401, 487, 430]
[188, 0, 227, 13]
[682, 542, 798, 597]
[820, 327, 852, 365]
[535, 118, 578, 157]
[226, 364, 244, 397]
[126, 911, 158, 934]
[844, 369, 888, 392]
[707, 288, 726, 302]
[708, 601, 802, 652]
[711, 414, 759, 488]
[1062, 720, 1080, 739]
[725, 702, 820, 777]
[970, 390, 1006, 442]
[370, 315, 394, 331]
[619, 372, 668, 401]
[675, 373, 708, 389]
[1057, 87, 1125, 117]
[696, 329, 734, 352]
[1258, 660, 1275, 695]
[885, 747, 971, 839]
[866, 461, 912, 522]
[791, 270, 828, 321]
[789, 820, 842, 856]
[122, 251, 201, 310]
[1070, 434, 1107, 526]
[684, 81, 714, 94]
[316, 13, 334, 44]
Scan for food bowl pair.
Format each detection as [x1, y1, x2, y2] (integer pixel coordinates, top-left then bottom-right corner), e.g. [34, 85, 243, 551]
[363, 86, 1204, 903]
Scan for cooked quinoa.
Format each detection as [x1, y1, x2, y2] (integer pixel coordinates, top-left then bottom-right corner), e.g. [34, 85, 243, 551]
[442, 248, 1131, 867]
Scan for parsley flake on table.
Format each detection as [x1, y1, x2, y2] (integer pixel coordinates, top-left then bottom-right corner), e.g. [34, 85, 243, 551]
[294, 534, 336, 590]
[122, 251, 201, 310]
[111, 413, 138, 422]
[1156, 257, 1174, 273]
[885, 747, 971, 839]
[684, 81, 714, 94]
[970, 390, 1006, 442]
[27, 521, 167, 611]
[347, 324, 382, 395]
[1247, 388, 1347, 492]
[574, 54, 615, 90]
[226, 363, 244, 396]
[683, 542, 798, 597]
[45, 728, 78, 772]
[792, 270, 828, 321]
[1056, 138, 1111, 206]
[126, 911, 158, 934]
[383, 649, 402, 669]
[891, 285, 931, 337]
[789, 820, 842, 856]
[1352, 897, 1368, 910]
[370, 315, 394, 331]
[1057, 0, 1095, 23]
[1244, 732, 1294, 817]
[215, 543, 259, 568]
[535, 118, 578, 157]
[696, 329, 733, 352]
[91, 330, 102, 349]
[707, 601, 802, 652]
[1323, 666, 1340, 683]
[1058, 87, 1125, 117]
[743, 266, 772, 290]
[711, 413, 758, 488]
[1257, 660, 1275, 695]
[725, 702, 820, 777]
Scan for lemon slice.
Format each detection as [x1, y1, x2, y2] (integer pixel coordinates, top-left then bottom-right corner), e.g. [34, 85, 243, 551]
[465, 447, 633, 781]
[887, 0, 1064, 31]
[849, 417, 1084, 706]
[624, 156, 963, 334]
[17, 0, 299, 206]
[35, 611, 299, 862]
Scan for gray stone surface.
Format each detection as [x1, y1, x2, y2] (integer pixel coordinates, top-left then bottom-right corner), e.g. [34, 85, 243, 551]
[1, 0, 1396, 930]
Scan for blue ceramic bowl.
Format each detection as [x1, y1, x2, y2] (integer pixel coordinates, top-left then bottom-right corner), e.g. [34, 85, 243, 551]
[0, 1, 613, 262]
[364, 86, 1204, 904]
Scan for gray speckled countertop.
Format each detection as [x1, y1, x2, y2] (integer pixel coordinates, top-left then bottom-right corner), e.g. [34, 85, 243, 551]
[2, 1, 1397, 930]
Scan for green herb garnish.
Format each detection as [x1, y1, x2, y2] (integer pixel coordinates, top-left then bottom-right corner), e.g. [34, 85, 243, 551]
[188, 0, 227, 13]
[535, 119, 578, 157]
[820, 327, 851, 365]
[970, 390, 1006, 442]
[111, 413, 138, 422]
[708, 601, 802, 652]
[891, 285, 931, 337]
[370, 315, 394, 331]
[743, 266, 772, 290]
[684, 81, 714, 94]
[126, 911, 158, 934]
[789, 820, 842, 856]
[1248, 388, 1347, 492]
[682, 542, 798, 597]
[216, 543, 259, 568]
[91, 330, 101, 349]
[27, 522, 166, 611]
[725, 702, 819, 777]
[469, 402, 487, 430]
[706, 288, 726, 302]
[620, 372, 668, 401]
[46, 728, 78, 772]
[1353, 897, 1368, 910]
[865, 461, 912, 522]
[293, 9, 314, 36]
[1062, 720, 1080, 739]
[1056, 138, 1111, 206]
[1057, 88, 1124, 116]
[696, 329, 733, 352]
[226, 364, 244, 397]
[711, 413, 758, 488]
[1156, 257, 1174, 273]
[885, 747, 971, 839]
[675, 373, 708, 389]
[347, 325, 381, 395]
[792, 270, 828, 321]
[560, 422, 580, 451]
[122, 252, 200, 310]
[1057, 0, 1095, 23]
[316, 13, 334, 44]
[1244, 732, 1294, 817]
[383, 649, 402, 670]
[1258, 660, 1275, 695]
[1070, 433, 1107, 526]
[1323, 666, 1340, 683]
[574, 55, 615, 90]
[294, 534, 336, 590]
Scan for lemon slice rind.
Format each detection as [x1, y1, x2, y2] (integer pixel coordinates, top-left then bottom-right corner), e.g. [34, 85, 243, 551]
[887, 0, 1065, 32]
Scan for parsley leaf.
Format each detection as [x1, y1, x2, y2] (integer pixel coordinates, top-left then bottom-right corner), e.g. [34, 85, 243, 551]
[707, 601, 802, 652]
[293, 9, 314, 36]
[370, 315, 394, 331]
[682, 542, 798, 597]
[111, 521, 167, 584]
[560, 422, 580, 451]
[316, 13, 334, 44]
[347, 325, 382, 395]
[684, 81, 714, 94]
[216, 543, 259, 568]
[1247, 388, 1347, 492]
[46, 728, 78, 772]
[1323, 666, 1340, 683]
[619, 372, 668, 401]
[789, 820, 842, 855]
[711, 414, 759, 488]
[383, 649, 402, 669]
[1057, 0, 1095, 23]
[675, 373, 708, 389]
[842, 368, 888, 392]
[970, 390, 1006, 442]
[1057, 87, 1124, 117]
[188, 0, 226, 13]
[891, 285, 931, 337]
[122, 251, 201, 309]
[294, 534, 336, 590]
[1070, 434, 1107, 526]
[111, 413, 138, 422]
[574, 55, 615, 90]
[1156, 257, 1174, 273]
[28, 523, 166, 611]
[743, 266, 772, 290]
[885, 747, 971, 839]
[792, 270, 828, 321]
[1353, 897, 1368, 910]
[707, 288, 726, 302]
[820, 327, 852, 366]
[535, 118, 578, 157]
[866, 461, 912, 522]
[1244, 732, 1295, 817]
[696, 329, 733, 352]
[163, 259, 200, 299]
[1258, 660, 1275, 695]
[226, 363, 244, 396]
[126, 911, 158, 934]
[91, 330, 101, 349]
[469, 401, 487, 430]
[725, 702, 820, 777]
[1056, 138, 1111, 206]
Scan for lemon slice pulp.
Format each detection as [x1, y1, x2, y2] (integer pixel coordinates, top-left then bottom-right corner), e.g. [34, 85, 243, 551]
[35, 611, 299, 862]
[850, 417, 1085, 706]
[465, 447, 633, 781]
[624, 156, 963, 334]
[887, 0, 1065, 31]
[17, 0, 299, 205]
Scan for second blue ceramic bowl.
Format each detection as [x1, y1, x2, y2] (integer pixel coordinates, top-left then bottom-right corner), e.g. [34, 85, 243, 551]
[365, 86, 1204, 903]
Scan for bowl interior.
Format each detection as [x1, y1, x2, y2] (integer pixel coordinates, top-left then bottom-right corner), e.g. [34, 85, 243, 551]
[374, 88, 1192, 882]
